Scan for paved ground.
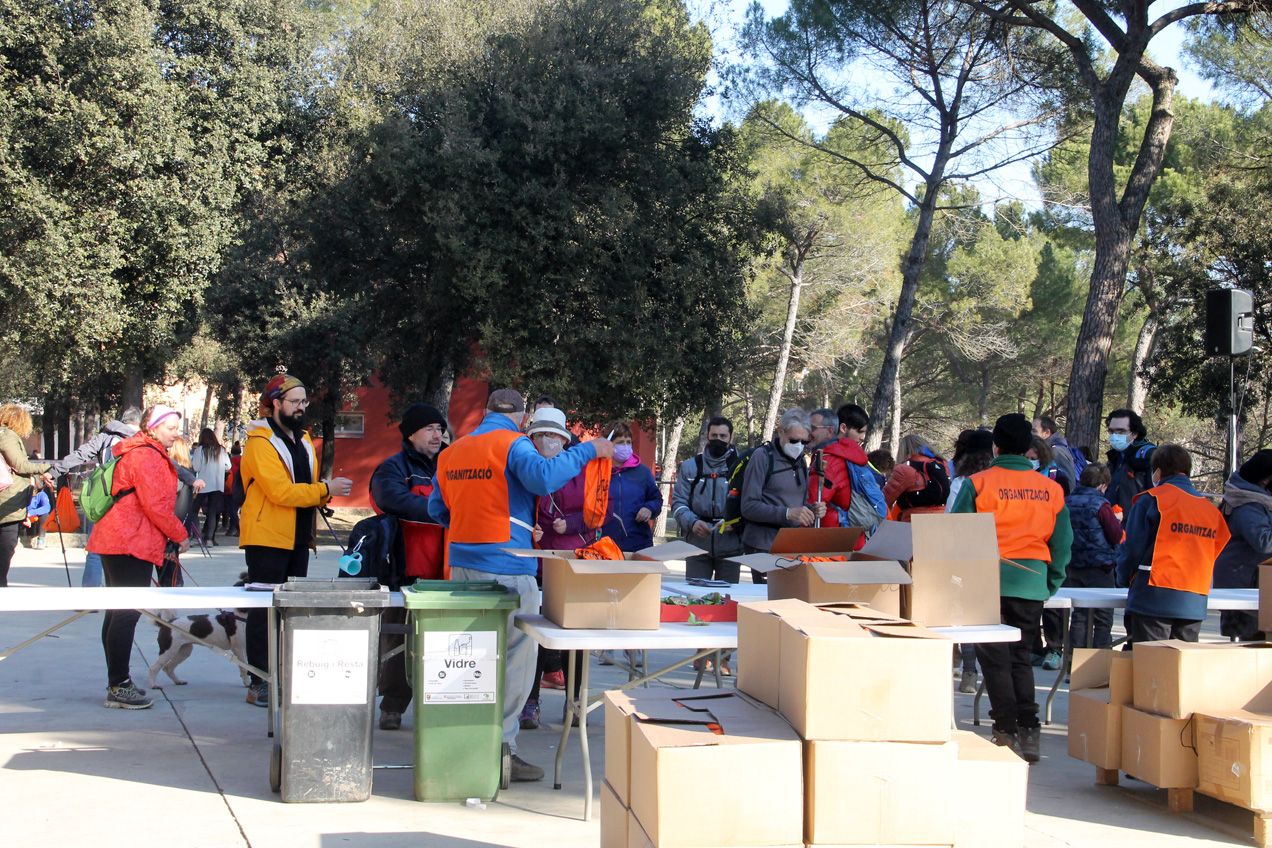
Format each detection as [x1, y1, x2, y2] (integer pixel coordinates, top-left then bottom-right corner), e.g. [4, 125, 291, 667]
[0, 536, 1264, 847]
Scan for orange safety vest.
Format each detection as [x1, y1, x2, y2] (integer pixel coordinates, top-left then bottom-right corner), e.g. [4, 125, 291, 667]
[435, 429, 524, 545]
[1137, 484, 1229, 595]
[971, 465, 1065, 562]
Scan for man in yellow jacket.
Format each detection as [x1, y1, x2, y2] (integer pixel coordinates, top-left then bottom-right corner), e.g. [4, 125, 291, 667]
[239, 373, 353, 707]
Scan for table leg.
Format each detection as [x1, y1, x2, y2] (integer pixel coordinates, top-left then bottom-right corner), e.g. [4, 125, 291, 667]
[554, 649, 576, 791]
[267, 606, 278, 739]
[0, 610, 90, 660]
[713, 650, 722, 689]
[1044, 610, 1069, 725]
[973, 677, 984, 726]
[579, 655, 593, 821]
[1086, 610, 1095, 650]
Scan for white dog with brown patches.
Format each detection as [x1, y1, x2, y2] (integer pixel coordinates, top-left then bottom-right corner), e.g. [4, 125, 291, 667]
[146, 574, 251, 689]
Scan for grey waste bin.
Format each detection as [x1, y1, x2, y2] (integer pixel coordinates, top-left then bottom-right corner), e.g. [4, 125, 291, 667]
[270, 578, 389, 802]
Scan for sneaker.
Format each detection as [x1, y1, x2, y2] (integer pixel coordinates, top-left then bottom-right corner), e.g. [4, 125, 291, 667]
[958, 670, 980, 694]
[246, 682, 269, 708]
[625, 650, 644, 670]
[596, 651, 614, 666]
[104, 680, 153, 710]
[379, 710, 402, 731]
[540, 671, 566, 690]
[519, 700, 540, 730]
[990, 730, 1021, 756]
[1041, 650, 1062, 671]
[510, 754, 545, 782]
[1019, 726, 1041, 763]
[32, 538, 46, 550]
[1030, 652, 1046, 667]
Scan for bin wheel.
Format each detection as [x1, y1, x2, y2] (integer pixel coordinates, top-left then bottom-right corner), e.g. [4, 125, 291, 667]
[499, 742, 511, 791]
[269, 742, 282, 794]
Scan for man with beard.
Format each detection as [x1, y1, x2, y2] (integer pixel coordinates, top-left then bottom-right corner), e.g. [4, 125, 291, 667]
[239, 373, 354, 708]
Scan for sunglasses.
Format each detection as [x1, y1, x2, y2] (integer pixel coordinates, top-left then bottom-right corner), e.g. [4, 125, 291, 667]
[787, 438, 811, 445]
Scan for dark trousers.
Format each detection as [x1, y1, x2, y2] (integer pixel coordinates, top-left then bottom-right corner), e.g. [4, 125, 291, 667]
[528, 646, 581, 702]
[196, 491, 226, 542]
[685, 553, 741, 584]
[976, 597, 1043, 734]
[1129, 615, 1202, 647]
[742, 544, 768, 584]
[378, 606, 412, 713]
[1067, 567, 1116, 648]
[0, 521, 19, 587]
[245, 544, 309, 684]
[101, 554, 155, 686]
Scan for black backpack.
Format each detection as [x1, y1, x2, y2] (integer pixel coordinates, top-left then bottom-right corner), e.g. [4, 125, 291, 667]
[719, 444, 786, 534]
[688, 450, 741, 517]
[896, 458, 951, 510]
[339, 513, 402, 588]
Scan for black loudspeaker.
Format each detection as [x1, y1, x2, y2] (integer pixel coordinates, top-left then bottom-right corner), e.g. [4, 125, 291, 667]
[1205, 288, 1254, 356]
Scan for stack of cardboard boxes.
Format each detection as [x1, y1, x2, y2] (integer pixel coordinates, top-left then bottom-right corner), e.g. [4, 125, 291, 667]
[1069, 641, 1272, 813]
[603, 599, 1028, 848]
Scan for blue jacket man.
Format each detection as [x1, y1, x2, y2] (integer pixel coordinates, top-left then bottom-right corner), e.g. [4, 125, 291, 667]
[427, 389, 612, 782]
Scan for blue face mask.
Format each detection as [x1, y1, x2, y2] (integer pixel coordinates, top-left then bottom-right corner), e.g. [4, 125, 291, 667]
[613, 444, 633, 463]
[1109, 433, 1131, 452]
[1029, 459, 1041, 471]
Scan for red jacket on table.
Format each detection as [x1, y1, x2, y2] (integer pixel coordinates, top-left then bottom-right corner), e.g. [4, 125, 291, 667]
[87, 432, 189, 566]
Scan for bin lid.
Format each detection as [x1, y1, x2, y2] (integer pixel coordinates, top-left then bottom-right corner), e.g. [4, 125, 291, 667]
[401, 580, 519, 611]
[273, 577, 391, 609]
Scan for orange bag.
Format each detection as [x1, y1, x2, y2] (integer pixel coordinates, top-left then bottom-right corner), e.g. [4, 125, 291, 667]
[45, 487, 81, 534]
[797, 555, 848, 563]
[582, 457, 612, 530]
[574, 536, 624, 560]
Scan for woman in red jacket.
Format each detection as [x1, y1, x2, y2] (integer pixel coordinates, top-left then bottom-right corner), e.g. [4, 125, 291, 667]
[88, 405, 190, 709]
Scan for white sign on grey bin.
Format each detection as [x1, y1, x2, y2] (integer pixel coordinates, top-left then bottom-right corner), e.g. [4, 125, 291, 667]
[422, 630, 498, 703]
[290, 629, 370, 705]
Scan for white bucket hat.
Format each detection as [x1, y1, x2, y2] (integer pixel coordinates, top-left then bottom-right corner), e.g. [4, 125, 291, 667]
[527, 407, 571, 442]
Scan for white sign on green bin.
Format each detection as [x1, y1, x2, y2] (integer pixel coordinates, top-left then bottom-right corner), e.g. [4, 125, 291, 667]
[290, 629, 370, 705]
[421, 630, 498, 703]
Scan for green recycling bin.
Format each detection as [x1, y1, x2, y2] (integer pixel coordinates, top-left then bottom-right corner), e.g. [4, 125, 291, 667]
[403, 580, 518, 801]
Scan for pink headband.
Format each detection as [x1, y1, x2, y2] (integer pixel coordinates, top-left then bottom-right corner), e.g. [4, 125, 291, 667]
[147, 405, 181, 429]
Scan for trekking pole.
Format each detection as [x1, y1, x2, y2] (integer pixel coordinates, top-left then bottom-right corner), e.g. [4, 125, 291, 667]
[53, 484, 73, 588]
[319, 506, 347, 553]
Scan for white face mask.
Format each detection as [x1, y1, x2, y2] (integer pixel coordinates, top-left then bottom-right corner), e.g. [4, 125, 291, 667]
[535, 436, 564, 459]
[782, 441, 805, 461]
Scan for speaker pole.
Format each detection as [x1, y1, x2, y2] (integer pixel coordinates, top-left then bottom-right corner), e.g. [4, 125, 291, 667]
[1227, 355, 1239, 481]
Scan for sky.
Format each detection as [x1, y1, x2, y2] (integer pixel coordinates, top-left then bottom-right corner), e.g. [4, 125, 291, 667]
[695, 0, 1219, 207]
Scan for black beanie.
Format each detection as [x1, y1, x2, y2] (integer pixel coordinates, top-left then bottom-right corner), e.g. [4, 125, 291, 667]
[1239, 450, 1272, 486]
[399, 403, 448, 438]
[992, 413, 1033, 455]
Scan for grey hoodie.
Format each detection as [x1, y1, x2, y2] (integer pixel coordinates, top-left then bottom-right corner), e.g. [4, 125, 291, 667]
[1214, 472, 1272, 590]
[48, 419, 137, 476]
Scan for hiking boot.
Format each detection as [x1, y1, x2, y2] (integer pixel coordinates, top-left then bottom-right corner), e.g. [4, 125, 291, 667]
[379, 710, 402, 731]
[104, 680, 153, 710]
[990, 730, 1021, 756]
[540, 671, 566, 690]
[1019, 726, 1042, 763]
[1041, 650, 1063, 671]
[510, 754, 544, 782]
[246, 682, 269, 708]
[519, 699, 540, 730]
[958, 670, 980, 694]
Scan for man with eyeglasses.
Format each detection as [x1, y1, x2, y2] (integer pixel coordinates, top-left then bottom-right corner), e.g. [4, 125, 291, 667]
[1104, 408, 1156, 519]
[809, 408, 837, 451]
[239, 372, 354, 708]
[672, 416, 743, 582]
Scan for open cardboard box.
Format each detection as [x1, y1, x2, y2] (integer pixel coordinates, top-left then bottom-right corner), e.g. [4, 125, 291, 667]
[1068, 649, 1134, 770]
[1195, 710, 1272, 812]
[608, 689, 804, 848]
[853, 514, 1002, 627]
[729, 527, 908, 616]
[507, 540, 701, 630]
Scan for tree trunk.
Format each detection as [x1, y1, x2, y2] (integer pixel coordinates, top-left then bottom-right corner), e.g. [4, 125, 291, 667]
[1065, 74, 1177, 449]
[889, 364, 901, 453]
[744, 392, 756, 448]
[1031, 382, 1045, 421]
[762, 260, 805, 442]
[1127, 308, 1160, 414]
[978, 366, 991, 427]
[429, 364, 455, 417]
[867, 183, 944, 449]
[199, 383, 214, 432]
[653, 416, 685, 541]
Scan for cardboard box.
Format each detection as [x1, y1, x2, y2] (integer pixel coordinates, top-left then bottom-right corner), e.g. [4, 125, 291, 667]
[953, 731, 1028, 848]
[736, 599, 821, 709]
[626, 691, 804, 848]
[1121, 705, 1198, 788]
[857, 514, 1002, 627]
[1068, 688, 1123, 769]
[1132, 640, 1272, 719]
[730, 553, 908, 616]
[508, 541, 700, 630]
[778, 605, 952, 742]
[1195, 711, 1272, 811]
[606, 687, 695, 806]
[627, 810, 653, 848]
[806, 739, 957, 845]
[602, 781, 629, 848]
[1070, 648, 1134, 701]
